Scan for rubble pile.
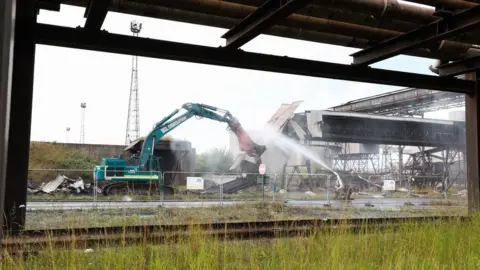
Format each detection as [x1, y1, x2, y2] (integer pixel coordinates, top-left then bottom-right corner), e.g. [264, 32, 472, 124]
[28, 174, 100, 195]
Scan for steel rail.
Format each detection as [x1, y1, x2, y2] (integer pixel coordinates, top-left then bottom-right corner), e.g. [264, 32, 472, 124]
[3, 216, 469, 254]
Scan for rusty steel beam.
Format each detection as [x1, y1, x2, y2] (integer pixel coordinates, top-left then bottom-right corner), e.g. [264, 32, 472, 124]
[438, 55, 480, 76]
[4, 0, 36, 234]
[38, 0, 61, 11]
[226, 0, 436, 24]
[83, 0, 109, 30]
[0, 0, 15, 237]
[351, 5, 480, 66]
[222, 0, 311, 48]
[35, 23, 474, 93]
[59, 0, 480, 59]
[465, 72, 480, 213]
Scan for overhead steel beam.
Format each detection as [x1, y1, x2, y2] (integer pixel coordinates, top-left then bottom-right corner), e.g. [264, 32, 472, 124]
[438, 55, 480, 76]
[351, 5, 480, 66]
[83, 0, 109, 30]
[38, 0, 60, 12]
[221, 0, 311, 49]
[34, 23, 474, 93]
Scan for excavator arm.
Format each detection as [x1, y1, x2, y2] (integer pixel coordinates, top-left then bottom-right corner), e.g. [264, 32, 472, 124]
[137, 103, 266, 170]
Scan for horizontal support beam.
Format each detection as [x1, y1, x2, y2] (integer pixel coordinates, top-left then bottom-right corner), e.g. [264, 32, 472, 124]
[438, 55, 480, 76]
[83, 0, 109, 30]
[351, 5, 480, 66]
[38, 0, 61, 12]
[34, 23, 474, 93]
[221, 0, 310, 49]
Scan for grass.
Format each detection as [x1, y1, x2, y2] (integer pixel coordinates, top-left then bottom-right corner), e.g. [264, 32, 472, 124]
[4, 213, 480, 269]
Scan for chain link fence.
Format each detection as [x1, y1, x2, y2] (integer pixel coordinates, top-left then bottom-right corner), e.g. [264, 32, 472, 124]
[26, 169, 468, 206]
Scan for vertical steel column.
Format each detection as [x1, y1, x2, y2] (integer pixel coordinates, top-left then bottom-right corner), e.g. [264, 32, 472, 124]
[0, 0, 16, 236]
[398, 146, 404, 179]
[3, 0, 36, 232]
[465, 71, 480, 213]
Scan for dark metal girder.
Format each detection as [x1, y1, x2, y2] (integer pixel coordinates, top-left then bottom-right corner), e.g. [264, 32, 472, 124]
[438, 55, 480, 76]
[0, 0, 15, 237]
[38, 0, 60, 12]
[83, 0, 109, 30]
[221, 0, 311, 49]
[35, 23, 474, 93]
[5, 0, 37, 234]
[465, 72, 480, 212]
[351, 5, 480, 66]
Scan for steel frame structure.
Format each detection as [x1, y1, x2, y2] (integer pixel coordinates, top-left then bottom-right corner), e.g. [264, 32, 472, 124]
[1, 0, 480, 236]
[35, 23, 472, 93]
[221, 0, 311, 49]
[329, 88, 465, 117]
[333, 153, 380, 174]
[351, 5, 480, 65]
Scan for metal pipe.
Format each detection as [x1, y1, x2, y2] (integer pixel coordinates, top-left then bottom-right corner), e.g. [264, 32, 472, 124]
[237, 2, 422, 32]
[130, 0, 480, 45]
[227, 0, 435, 23]
[60, 0, 480, 60]
[407, 0, 476, 10]
[126, 0, 478, 59]
[106, 1, 374, 48]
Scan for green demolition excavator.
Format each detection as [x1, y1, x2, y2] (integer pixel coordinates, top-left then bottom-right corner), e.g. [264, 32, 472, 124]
[93, 103, 266, 195]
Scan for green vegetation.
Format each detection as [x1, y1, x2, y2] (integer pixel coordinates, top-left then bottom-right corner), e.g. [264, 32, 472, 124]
[29, 142, 98, 169]
[6, 213, 480, 269]
[29, 142, 98, 183]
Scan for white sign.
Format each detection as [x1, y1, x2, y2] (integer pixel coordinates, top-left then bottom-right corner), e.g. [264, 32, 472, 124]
[187, 177, 204, 190]
[259, 163, 266, 175]
[383, 180, 396, 191]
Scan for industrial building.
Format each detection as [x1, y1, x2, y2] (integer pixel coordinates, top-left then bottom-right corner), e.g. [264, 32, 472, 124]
[230, 87, 467, 191]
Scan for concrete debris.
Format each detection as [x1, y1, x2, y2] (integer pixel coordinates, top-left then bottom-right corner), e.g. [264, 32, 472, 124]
[397, 188, 409, 192]
[305, 191, 316, 196]
[122, 195, 133, 202]
[69, 178, 85, 193]
[41, 175, 66, 193]
[456, 190, 467, 197]
[30, 174, 94, 195]
[278, 189, 287, 194]
[27, 180, 37, 189]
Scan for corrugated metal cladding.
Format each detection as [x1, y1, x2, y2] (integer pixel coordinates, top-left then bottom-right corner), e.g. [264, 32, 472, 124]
[260, 101, 303, 175]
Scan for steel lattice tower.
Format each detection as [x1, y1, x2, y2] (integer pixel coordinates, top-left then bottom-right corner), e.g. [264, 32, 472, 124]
[125, 20, 142, 145]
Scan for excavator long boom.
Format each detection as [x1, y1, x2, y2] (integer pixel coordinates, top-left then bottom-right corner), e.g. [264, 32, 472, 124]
[137, 103, 266, 170]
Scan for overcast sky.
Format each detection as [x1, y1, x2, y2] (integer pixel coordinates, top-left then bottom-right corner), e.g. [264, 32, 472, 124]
[31, 4, 464, 153]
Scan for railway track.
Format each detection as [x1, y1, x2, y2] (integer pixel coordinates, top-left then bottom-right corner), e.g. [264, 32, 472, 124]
[3, 215, 469, 255]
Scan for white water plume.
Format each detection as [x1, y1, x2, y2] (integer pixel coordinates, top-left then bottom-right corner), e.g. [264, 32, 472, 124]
[252, 124, 342, 186]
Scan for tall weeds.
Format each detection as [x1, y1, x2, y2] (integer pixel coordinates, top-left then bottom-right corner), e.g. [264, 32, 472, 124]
[2, 215, 478, 269]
